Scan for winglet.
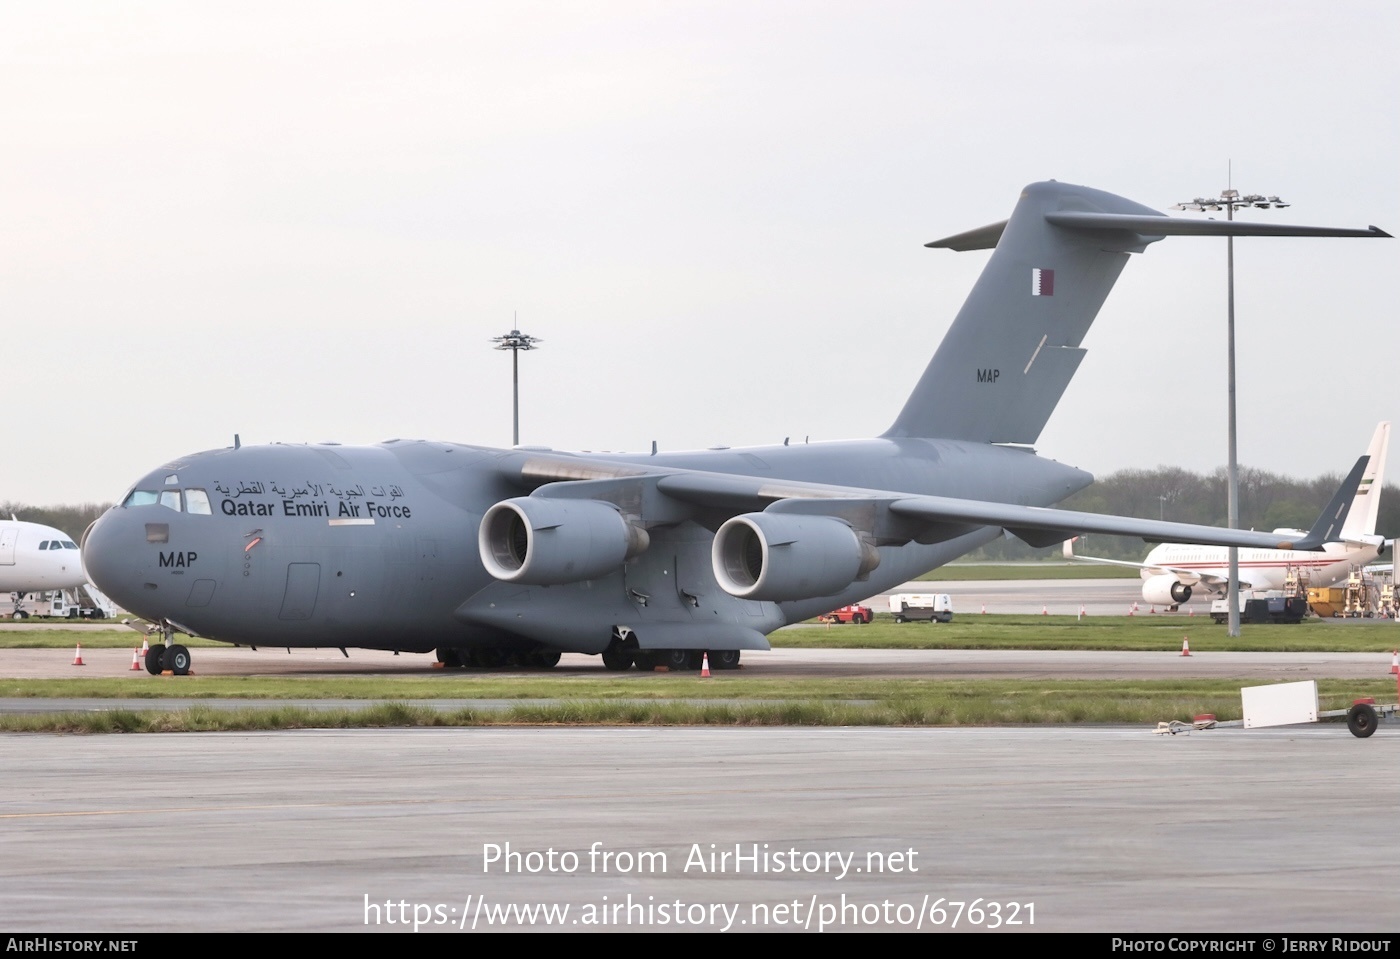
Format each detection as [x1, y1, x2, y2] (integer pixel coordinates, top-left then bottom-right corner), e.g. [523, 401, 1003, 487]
[1289, 456, 1370, 550]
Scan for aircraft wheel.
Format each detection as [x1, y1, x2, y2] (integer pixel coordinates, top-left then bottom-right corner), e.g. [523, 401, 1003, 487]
[475, 648, 506, 668]
[1347, 703, 1378, 739]
[144, 645, 165, 675]
[436, 648, 463, 668]
[710, 649, 741, 670]
[528, 650, 561, 669]
[658, 648, 693, 671]
[164, 644, 191, 676]
[601, 647, 634, 671]
[633, 651, 656, 672]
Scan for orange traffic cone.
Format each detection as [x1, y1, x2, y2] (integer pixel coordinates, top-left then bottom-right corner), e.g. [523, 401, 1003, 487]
[129, 648, 142, 671]
[72, 642, 85, 666]
[1149, 605, 1157, 614]
[1180, 636, 1192, 657]
[1041, 605, 1048, 615]
[1128, 605, 1135, 616]
[1188, 607, 1195, 617]
[1390, 649, 1398, 675]
[980, 604, 986, 614]
[701, 652, 711, 678]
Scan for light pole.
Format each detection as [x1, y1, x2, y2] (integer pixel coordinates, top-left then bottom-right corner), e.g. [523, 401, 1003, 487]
[1173, 189, 1288, 636]
[491, 326, 542, 446]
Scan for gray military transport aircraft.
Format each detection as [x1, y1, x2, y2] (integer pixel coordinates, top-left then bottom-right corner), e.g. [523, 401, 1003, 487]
[81, 180, 1390, 675]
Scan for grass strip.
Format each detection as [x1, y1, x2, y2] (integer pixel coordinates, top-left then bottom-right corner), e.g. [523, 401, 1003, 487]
[2, 679, 1392, 733]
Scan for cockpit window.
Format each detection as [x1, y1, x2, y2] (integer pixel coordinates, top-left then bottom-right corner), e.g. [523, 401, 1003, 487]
[62, 540, 78, 549]
[184, 489, 212, 515]
[124, 490, 159, 507]
[39, 541, 49, 550]
[159, 490, 182, 512]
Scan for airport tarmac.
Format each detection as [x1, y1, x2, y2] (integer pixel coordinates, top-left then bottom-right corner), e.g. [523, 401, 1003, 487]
[3, 645, 1397, 683]
[1, 725, 1395, 932]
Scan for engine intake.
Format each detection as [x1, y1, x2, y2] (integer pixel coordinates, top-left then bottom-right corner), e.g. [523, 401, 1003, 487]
[479, 497, 649, 585]
[1142, 573, 1192, 606]
[712, 512, 877, 601]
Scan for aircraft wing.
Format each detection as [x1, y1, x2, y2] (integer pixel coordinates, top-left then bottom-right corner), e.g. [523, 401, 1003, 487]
[1060, 540, 1247, 591]
[505, 452, 1368, 556]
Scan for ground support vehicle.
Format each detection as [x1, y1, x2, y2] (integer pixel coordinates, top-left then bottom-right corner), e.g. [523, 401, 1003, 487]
[817, 604, 874, 624]
[888, 593, 953, 623]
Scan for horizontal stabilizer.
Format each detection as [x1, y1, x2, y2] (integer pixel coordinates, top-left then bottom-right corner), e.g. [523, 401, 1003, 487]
[1044, 211, 1391, 239]
[925, 220, 1008, 251]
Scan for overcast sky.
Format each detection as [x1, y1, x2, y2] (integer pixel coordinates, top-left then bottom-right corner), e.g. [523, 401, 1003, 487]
[4, 1, 1398, 505]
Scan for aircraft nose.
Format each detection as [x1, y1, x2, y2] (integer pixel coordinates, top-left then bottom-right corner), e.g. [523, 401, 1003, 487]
[81, 509, 149, 613]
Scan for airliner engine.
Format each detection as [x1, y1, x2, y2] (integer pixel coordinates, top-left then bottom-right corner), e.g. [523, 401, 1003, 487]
[711, 512, 878, 601]
[479, 498, 649, 585]
[1141, 573, 1192, 606]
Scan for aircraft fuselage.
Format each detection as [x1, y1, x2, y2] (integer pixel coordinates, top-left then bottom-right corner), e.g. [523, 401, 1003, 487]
[81, 437, 1091, 656]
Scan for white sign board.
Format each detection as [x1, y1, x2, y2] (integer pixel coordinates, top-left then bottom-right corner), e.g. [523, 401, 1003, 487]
[1241, 680, 1319, 728]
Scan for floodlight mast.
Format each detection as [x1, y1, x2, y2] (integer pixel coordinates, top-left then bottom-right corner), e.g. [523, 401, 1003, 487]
[1172, 189, 1288, 637]
[491, 327, 542, 447]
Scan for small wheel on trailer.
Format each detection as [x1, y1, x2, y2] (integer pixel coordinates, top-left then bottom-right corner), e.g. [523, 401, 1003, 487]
[1347, 703, 1378, 738]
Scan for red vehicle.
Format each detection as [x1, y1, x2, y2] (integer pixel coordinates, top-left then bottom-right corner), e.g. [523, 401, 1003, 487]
[818, 604, 874, 624]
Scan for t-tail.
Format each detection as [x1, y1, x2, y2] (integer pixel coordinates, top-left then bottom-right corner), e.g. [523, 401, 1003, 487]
[883, 181, 1390, 444]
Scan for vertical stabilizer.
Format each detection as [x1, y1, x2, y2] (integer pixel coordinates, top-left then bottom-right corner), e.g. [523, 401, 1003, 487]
[1341, 422, 1389, 538]
[884, 181, 1167, 443]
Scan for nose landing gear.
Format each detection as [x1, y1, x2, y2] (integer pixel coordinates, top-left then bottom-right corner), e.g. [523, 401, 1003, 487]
[144, 623, 193, 676]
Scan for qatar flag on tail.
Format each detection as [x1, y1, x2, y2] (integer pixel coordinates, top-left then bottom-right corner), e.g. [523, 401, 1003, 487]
[1032, 267, 1054, 296]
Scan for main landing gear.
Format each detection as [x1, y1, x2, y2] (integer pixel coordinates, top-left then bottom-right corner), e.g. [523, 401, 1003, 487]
[602, 628, 742, 672]
[435, 646, 562, 670]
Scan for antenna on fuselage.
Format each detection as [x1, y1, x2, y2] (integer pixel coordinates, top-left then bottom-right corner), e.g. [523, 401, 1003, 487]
[233, 434, 241, 450]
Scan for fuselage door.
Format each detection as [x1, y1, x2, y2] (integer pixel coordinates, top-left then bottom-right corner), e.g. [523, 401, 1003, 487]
[0, 527, 17, 566]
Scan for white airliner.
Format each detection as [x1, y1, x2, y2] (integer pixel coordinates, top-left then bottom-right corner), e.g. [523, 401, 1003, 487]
[1065, 422, 1390, 608]
[1, 516, 88, 616]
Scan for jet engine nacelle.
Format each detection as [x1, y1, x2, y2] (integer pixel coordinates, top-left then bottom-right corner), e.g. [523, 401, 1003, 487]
[712, 512, 877, 601]
[1142, 574, 1192, 606]
[479, 497, 649, 586]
